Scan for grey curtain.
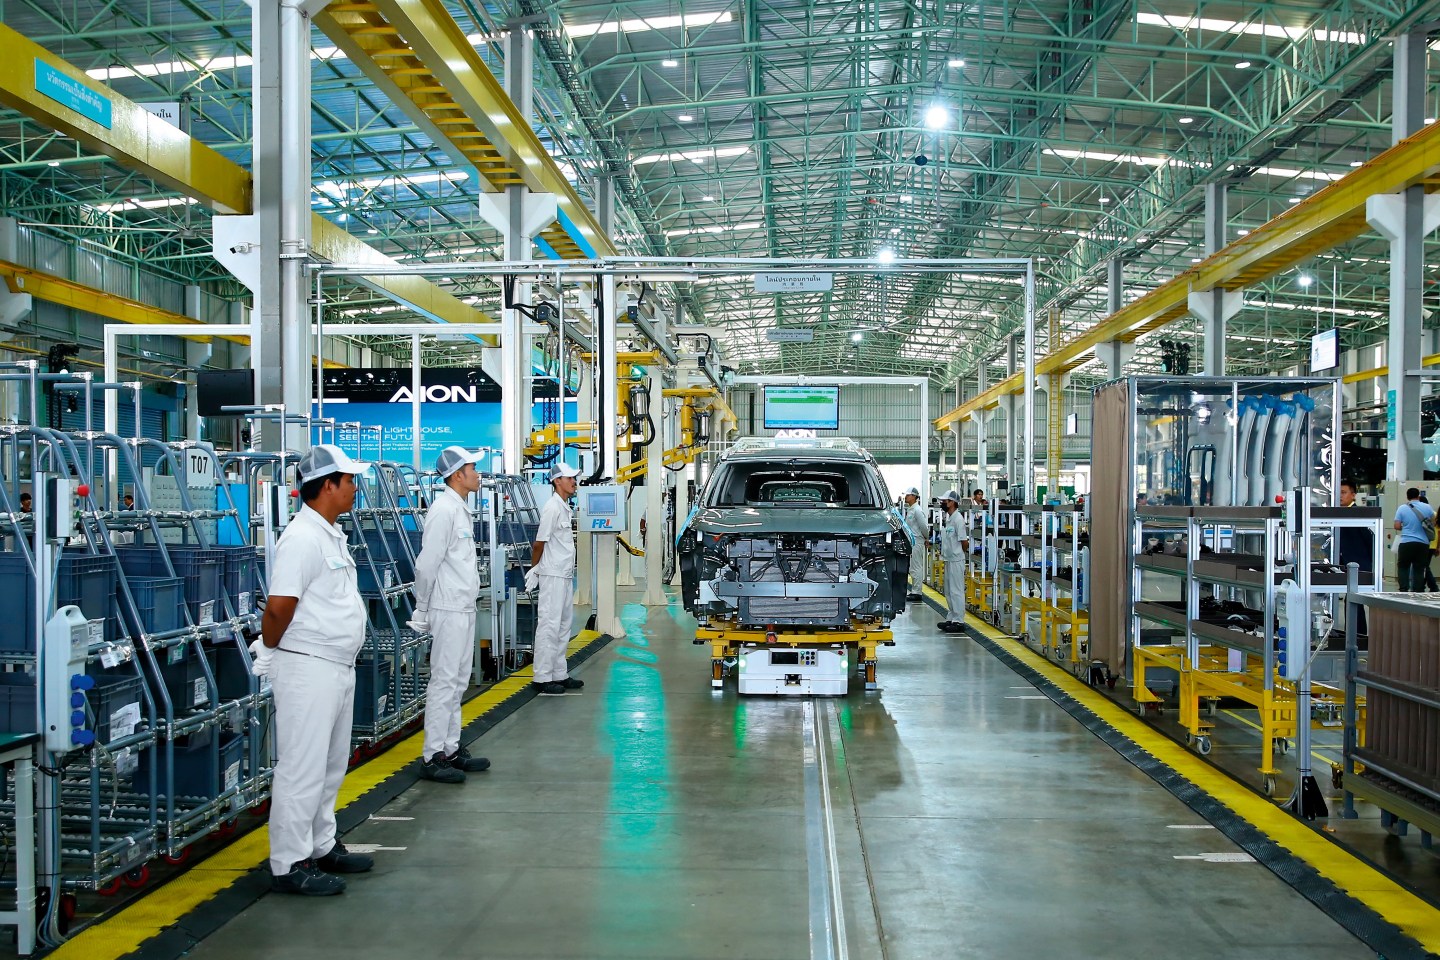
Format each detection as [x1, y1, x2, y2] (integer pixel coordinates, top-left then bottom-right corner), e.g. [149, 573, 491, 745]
[1089, 381, 1131, 675]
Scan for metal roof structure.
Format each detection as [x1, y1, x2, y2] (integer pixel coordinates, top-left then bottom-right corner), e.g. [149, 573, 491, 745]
[2, 0, 1438, 381]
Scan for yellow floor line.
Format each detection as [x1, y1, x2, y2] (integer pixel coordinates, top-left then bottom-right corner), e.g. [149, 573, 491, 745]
[53, 631, 605, 960]
[1218, 708, 1340, 769]
[962, 613, 1440, 950]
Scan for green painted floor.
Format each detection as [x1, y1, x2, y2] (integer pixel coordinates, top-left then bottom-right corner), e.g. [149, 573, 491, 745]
[184, 589, 1378, 959]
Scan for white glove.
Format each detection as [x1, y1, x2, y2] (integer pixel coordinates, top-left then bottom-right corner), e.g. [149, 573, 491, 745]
[407, 604, 430, 633]
[524, 569, 540, 592]
[248, 638, 275, 678]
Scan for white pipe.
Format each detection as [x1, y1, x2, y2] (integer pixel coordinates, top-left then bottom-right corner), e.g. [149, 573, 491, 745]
[1023, 261, 1037, 500]
[279, 0, 310, 453]
[411, 333, 422, 470]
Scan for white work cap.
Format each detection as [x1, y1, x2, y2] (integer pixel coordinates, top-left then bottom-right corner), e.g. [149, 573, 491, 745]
[941, 489, 962, 504]
[436, 445, 483, 479]
[296, 444, 370, 484]
[903, 486, 920, 497]
[548, 463, 581, 481]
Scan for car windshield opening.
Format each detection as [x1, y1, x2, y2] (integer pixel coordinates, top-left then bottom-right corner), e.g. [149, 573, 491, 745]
[708, 461, 881, 508]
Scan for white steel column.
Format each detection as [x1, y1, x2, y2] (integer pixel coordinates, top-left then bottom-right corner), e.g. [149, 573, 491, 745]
[1005, 335, 1017, 490]
[1192, 183, 1240, 376]
[918, 378, 930, 505]
[1022, 263, 1036, 500]
[250, 0, 286, 448]
[1368, 30, 1439, 481]
[975, 361, 987, 495]
[183, 286, 211, 443]
[498, 24, 536, 474]
[642, 358, 667, 605]
[1097, 259, 1134, 378]
[593, 271, 626, 637]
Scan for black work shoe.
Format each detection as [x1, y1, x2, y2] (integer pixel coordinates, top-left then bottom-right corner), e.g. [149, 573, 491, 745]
[446, 746, 491, 773]
[907, 593, 923, 600]
[272, 860, 346, 896]
[316, 841, 374, 874]
[559, 676, 584, 689]
[537, 681, 567, 695]
[419, 754, 466, 783]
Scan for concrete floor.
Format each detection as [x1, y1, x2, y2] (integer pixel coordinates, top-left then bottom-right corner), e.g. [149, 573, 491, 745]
[184, 590, 1377, 960]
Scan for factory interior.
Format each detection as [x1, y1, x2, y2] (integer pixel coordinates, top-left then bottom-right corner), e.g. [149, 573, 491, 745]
[0, 1, 1437, 958]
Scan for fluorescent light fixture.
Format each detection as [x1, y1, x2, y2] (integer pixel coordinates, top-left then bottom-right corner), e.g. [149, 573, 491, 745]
[899, 194, 914, 203]
[1190, 257, 1201, 263]
[877, 248, 897, 263]
[1349, 160, 1363, 167]
[1237, 228, 1249, 235]
[634, 145, 749, 165]
[889, 227, 900, 234]
[1235, 60, 1252, 69]
[702, 194, 715, 201]
[94, 196, 197, 213]
[1179, 116, 1194, 124]
[1098, 196, 1110, 204]
[924, 103, 949, 130]
[662, 59, 679, 67]
[47, 161, 60, 167]
[565, 11, 734, 38]
[1135, 12, 1365, 44]
[663, 220, 761, 238]
[948, 58, 965, 68]
[678, 114, 694, 122]
[1288, 197, 1302, 203]
[851, 332, 864, 342]
[367, 228, 378, 235]
[1297, 273, 1313, 287]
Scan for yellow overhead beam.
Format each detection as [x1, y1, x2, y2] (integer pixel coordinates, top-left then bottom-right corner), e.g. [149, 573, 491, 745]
[935, 119, 1440, 430]
[1343, 351, 1440, 385]
[0, 24, 250, 214]
[0, 24, 495, 333]
[313, 0, 614, 259]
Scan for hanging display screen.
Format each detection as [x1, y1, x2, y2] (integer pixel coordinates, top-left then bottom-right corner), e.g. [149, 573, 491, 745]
[1311, 328, 1339, 372]
[763, 385, 839, 430]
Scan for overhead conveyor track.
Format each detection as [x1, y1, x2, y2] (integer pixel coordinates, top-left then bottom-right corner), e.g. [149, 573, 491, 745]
[936, 118, 1440, 428]
[312, 0, 614, 261]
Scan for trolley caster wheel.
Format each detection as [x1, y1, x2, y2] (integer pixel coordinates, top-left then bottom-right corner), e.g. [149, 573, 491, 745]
[1262, 775, 1277, 797]
[1195, 736, 1212, 757]
[163, 849, 190, 866]
[59, 892, 77, 931]
[97, 878, 122, 897]
[1331, 764, 1344, 790]
[123, 865, 150, 889]
[349, 747, 364, 766]
[249, 798, 271, 817]
[1205, 700, 1218, 717]
[1184, 732, 1194, 747]
[1275, 738, 1291, 756]
[216, 818, 238, 837]
[1106, 676, 1118, 690]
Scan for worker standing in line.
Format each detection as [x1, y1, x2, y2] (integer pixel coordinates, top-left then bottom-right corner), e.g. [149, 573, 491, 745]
[1395, 487, 1435, 592]
[409, 446, 492, 784]
[901, 486, 928, 600]
[938, 489, 969, 633]
[526, 463, 585, 695]
[252, 445, 375, 897]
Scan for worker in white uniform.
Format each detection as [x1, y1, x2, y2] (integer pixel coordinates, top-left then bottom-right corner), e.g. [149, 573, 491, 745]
[526, 463, 584, 695]
[409, 446, 492, 784]
[251, 445, 374, 897]
[901, 486, 929, 600]
[938, 489, 969, 633]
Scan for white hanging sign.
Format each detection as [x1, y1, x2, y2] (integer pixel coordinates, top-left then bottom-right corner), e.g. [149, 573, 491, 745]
[765, 328, 814, 343]
[754, 272, 833, 293]
[142, 102, 182, 127]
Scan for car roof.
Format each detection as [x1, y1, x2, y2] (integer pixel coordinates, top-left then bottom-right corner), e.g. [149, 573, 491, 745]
[720, 446, 873, 465]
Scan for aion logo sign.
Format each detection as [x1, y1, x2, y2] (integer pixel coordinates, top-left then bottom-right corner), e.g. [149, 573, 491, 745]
[387, 384, 479, 404]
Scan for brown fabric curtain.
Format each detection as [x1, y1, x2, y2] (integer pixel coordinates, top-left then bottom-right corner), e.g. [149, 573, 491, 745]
[1089, 380, 1131, 675]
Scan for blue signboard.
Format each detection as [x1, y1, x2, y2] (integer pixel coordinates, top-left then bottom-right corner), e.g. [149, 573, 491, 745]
[1387, 389, 1397, 441]
[35, 60, 112, 128]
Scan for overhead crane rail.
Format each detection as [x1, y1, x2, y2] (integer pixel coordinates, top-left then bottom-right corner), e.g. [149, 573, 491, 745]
[937, 119, 1440, 428]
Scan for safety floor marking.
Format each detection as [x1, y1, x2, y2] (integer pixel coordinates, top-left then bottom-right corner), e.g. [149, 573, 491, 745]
[1175, 853, 1257, 863]
[953, 608, 1440, 954]
[53, 631, 606, 960]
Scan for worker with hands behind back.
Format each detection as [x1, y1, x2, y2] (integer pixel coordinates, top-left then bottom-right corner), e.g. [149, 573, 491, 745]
[938, 489, 969, 633]
[252, 445, 375, 897]
[901, 486, 928, 600]
[409, 446, 492, 784]
[527, 463, 584, 695]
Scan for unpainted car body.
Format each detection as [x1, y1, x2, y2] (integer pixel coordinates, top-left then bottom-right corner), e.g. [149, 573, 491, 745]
[678, 440, 910, 628]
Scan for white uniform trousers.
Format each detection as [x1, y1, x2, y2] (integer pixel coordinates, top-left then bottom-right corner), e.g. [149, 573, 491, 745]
[533, 574, 574, 683]
[423, 607, 476, 759]
[268, 650, 355, 875]
[909, 544, 927, 591]
[943, 559, 966, 623]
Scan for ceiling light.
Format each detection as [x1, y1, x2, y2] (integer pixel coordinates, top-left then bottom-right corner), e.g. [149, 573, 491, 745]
[1349, 160, 1363, 167]
[1235, 60, 1251, 69]
[634, 145, 749, 165]
[924, 103, 950, 130]
[1429, 118, 1437, 124]
[1297, 273, 1313, 287]
[1237, 228, 1249, 235]
[947, 58, 965, 68]
[565, 11, 734, 39]
[678, 114, 694, 122]
[877, 248, 897, 263]
[890, 227, 900, 234]
[367, 228, 378, 235]
[1135, 12, 1364, 45]
[702, 194, 715, 201]
[662, 58, 679, 67]
[1098, 196, 1110, 204]
[899, 194, 914, 203]
[851, 332, 864, 342]
[1178, 116, 1194, 124]
[47, 161, 60, 167]
[1288, 197, 1302, 203]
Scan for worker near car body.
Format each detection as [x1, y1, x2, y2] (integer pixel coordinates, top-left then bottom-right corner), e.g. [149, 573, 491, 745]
[901, 486, 928, 600]
[526, 463, 585, 695]
[409, 446, 492, 784]
[938, 489, 969, 632]
[252, 445, 374, 897]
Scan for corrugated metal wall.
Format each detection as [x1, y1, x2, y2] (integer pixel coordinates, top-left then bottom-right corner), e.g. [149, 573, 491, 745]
[729, 383, 927, 462]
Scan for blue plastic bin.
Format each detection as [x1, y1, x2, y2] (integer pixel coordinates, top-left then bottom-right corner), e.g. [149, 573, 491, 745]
[85, 671, 146, 745]
[219, 545, 259, 616]
[0, 672, 36, 735]
[353, 658, 393, 727]
[116, 546, 224, 625]
[118, 576, 185, 637]
[137, 731, 242, 799]
[0, 551, 117, 653]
